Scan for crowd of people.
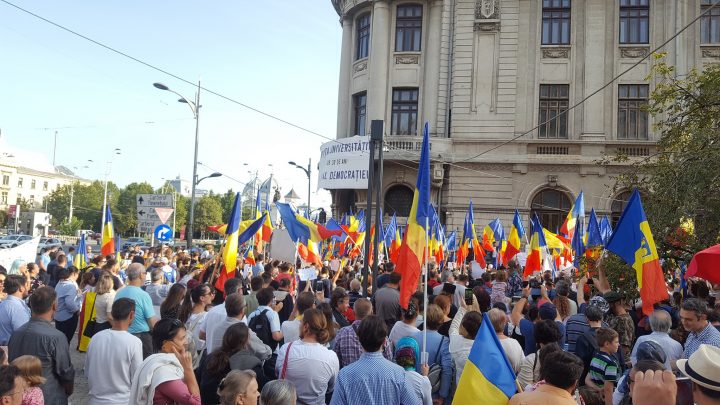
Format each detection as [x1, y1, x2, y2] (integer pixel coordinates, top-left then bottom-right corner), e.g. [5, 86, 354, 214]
[0, 243, 719, 405]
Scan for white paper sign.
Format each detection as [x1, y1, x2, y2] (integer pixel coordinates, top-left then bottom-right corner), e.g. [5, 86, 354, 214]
[298, 267, 317, 281]
[0, 237, 40, 271]
[318, 136, 371, 190]
[329, 259, 340, 272]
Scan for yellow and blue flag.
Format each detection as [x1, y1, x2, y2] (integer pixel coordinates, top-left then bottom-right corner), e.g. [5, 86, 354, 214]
[453, 312, 517, 404]
[396, 122, 431, 309]
[101, 205, 115, 257]
[606, 189, 667, 315]
[600, 215, 613, 245]
[73, 234, 88, 269]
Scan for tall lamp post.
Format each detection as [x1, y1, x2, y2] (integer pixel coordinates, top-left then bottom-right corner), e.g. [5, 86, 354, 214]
[288, 158, 311, 217]
[101, 150, 121, 228]
[154, 81, 201, 249]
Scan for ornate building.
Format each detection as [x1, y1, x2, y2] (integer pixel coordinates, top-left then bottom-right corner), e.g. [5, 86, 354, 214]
[330, 0, 719, 231]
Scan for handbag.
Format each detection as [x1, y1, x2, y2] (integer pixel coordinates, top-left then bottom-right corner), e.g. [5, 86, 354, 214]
[427, 337, 444, 394]
[82, 297, 98, 338]
[279, 341, 294, 380]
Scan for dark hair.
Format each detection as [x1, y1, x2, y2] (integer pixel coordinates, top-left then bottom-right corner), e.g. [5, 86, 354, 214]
[179, 283, 212, 323]
[585, 305, 604, 322]
[492, 302, 508, 313]
[256, 287, 275, 306]
[537, 342, 563, 380]
[697, 383, 720, 400]
[553, 280, 571, 319]
[595, 327, 619, 347]
[331, 287, 349, 309]
[57, 266, 76, 280]
[388, 272, 401, 285]
[534, 319, 561, 345]
[261, 272, 273, 285]
[111, 298, 136, 321]
[542, 351, 584, 389]
[0, 364, 20, 396]
[461, 311, 483, 339]
[385, 262, 395, 273]
[225, 293, 245, 318]
[316, 302, 337, 341]
[472, 286, 491, 312]
[207, 322, 250, 376]
[578, 386, 604, 405]
[296, 291, 315, 314]
[224, 278, 243, 296]
[357, 315, 388, 352]
[28, 286, 56, 314]
[4, 274, 26, 295]
[681, 298, 708, 319]
[152, 318, 185, 352]
[160, 283, 187, 319]
[250, 276, 264, 292]
[302, 309, 331, 344]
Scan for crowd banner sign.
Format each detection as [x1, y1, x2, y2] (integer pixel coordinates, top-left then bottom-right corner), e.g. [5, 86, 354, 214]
[0, 237, 40, 270]
[318, 136, 371, 189]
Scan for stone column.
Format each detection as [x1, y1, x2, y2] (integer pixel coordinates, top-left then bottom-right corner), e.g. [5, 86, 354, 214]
[336, 17, 354, 138]
[423, 0, 443, 136]
[367, 0, 391, 122]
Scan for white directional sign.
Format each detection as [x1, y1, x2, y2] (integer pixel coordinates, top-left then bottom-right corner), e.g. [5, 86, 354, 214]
[136, 194, 173, 233]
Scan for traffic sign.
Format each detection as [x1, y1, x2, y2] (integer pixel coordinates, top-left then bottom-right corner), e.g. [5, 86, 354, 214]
[154, 224, 173, 242]
[136, 194, 173, 233]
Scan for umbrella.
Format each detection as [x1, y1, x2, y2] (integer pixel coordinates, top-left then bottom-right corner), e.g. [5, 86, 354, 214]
[685, 244, 720, 284]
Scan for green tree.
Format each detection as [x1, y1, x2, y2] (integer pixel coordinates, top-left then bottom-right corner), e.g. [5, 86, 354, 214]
[115, 182, 154, 235]
[193, 196, 223, 239]
[604, 54, 720, 260]
[57, 217, 83, 235]
[219, 190, 236, 222]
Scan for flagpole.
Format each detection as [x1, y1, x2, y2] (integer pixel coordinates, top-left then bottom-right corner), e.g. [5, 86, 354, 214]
[422, 215, 429, 366]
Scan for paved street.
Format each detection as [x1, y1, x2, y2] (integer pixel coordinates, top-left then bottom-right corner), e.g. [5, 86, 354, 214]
[68, 333, 89, 405]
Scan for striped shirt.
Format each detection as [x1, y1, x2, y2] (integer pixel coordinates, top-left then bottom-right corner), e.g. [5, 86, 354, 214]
[588, 351, 619, 387]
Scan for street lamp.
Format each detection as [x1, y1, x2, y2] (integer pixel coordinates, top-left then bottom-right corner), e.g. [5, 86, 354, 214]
[154, 80, 201, 250]
[288, 158, 311, 217]
[197, 172, 222, 185]
[101, 149, 121, 229]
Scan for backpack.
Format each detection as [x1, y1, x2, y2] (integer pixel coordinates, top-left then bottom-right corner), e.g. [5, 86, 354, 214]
[249, 309, 278, 351]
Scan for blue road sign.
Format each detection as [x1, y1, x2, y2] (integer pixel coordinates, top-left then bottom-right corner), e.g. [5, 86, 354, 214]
[154, 224, 173, 242]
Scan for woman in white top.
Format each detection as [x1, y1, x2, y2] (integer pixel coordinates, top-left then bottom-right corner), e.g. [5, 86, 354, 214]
[448, 297, 483, 384]
[487, 308, 524, 374]
[275, 308, 339, 405]
[93, 272, 116, 332]
[178, 282, 214, 368]
[388, 298, 420, 350]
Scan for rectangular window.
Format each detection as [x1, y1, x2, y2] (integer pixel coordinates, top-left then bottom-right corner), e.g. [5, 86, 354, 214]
[618, 84, 649, 140]
[395, 5, 422, 52]
[356, 14, 371, 60]
[31, 179, 36, 190]
[619, 0, 649, 44]
[29, 195, 35, 204]
[1, 192, 7, 205]
[701, 0, 720, 44]
[542, 0, 571, 45]
[353, 92, 367, 136]
[43, 181, 48, 191]
[17, 178, 23, 188]
[538, 84, 570, 139]
[391, 88, 419, 135]
[1, 175, 8, 186]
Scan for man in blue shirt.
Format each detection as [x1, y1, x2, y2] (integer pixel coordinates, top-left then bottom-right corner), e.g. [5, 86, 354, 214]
[115, 263, 157, 358]
[680, 298, 720, 361]
[331, 315, 420, 405]
[251, 254, 265, 278]
[0, 275, 30, 345]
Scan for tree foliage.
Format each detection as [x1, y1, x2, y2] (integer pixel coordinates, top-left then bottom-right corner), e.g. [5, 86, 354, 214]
[115, 182, 154, 235]
[605, 54, 720, 260]
[193, 196, 223, 237]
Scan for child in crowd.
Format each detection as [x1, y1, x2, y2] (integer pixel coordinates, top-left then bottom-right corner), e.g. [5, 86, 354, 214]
[585, 327, 620, 404]
[11, 355, 45, 405]
[491, 270, 510, 307]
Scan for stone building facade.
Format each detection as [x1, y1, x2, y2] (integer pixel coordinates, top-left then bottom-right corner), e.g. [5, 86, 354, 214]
[329, 0, 719, 232]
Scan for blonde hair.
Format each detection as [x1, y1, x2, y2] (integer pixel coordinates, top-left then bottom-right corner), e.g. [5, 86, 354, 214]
[11, 355, 45, 387]
[495, 270, 508, 283]
[488, 308, 508, 333]
[218, 369, 256, 405]
[95, 272, 114, 295]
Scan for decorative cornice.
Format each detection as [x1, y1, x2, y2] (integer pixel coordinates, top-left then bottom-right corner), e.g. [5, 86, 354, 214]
[395, 54, 419, 65]
[473, 21, 501, 32]
[353, 60, 367, 73]
[701, 46, 720, 58]
[541, 47, 570, 59]
[619, 46, 649, 59]
[475, 0, 499, 20]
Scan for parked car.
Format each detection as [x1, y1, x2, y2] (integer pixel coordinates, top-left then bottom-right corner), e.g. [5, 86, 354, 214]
[38, 237, 63, 253]
[0, 235, 33, 248]
[122, 237, 146, 250]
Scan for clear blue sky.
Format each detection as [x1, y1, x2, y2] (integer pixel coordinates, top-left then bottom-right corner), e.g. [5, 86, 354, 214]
[0, 0, 341, 208]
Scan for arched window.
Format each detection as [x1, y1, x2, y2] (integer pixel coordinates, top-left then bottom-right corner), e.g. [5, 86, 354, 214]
[530, 188, 572, 232]
[611, 191, 632, 226]
[385, 185, 414, 217]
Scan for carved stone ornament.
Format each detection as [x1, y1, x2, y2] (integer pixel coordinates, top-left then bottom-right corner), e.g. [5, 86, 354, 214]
[395, 55, 419, 64]
[473, 21, 500, 32]
[476, 0, 499, 19]
[541, 47, 570, 59]
[702, 47, 720, 58]
[620, 47, 649, 59]
[353, 61, 367, 73]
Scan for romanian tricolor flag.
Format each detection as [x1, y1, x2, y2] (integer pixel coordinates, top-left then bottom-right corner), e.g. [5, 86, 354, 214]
[101, 205, 115, 257]
[73, 234, 88, 269]
[222, 192, 242, 274]
[465, 201, 487, 268]
[276, 202, 342, 247]
[606, 189, 667, 315]
[244, 246, 256, 266]
[482, 218, 504, 252]
[560, 191, 585, 240]
[503, 210, 525, 264]
[525, 214, 547, 276]
[396, 122, 431, 309]
[453, 312, 517, 404]
[384, 214, 402, 263]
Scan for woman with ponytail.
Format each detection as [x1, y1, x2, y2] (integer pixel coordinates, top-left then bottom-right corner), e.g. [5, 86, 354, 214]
[552, 280, 576, 321]
[178, 283, 214, 368]
[274, 308, 339, 405]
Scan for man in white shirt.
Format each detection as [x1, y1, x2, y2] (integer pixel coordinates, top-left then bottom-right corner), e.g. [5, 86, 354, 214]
[281, 291, 316, 343]
[205, 293, 271, 360]
[85, 297, 143, 405]
[199, 278, 244, 342]
[246, 287, 284, 348]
